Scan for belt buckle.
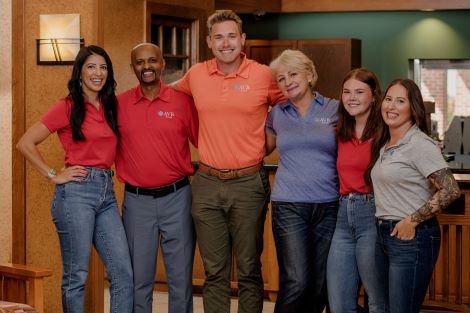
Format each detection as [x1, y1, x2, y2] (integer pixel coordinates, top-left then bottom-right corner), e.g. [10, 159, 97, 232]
[219, 169, 235, 180]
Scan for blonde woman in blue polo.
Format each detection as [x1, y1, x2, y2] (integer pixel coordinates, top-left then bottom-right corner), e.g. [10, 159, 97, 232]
[266, 49, 339, 313]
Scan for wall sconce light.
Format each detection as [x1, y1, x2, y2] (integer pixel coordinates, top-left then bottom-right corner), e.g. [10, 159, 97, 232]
[37, 14, 84, 65]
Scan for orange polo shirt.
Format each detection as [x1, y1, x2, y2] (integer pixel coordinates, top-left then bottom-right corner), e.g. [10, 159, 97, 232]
[177, 55, 284, 169]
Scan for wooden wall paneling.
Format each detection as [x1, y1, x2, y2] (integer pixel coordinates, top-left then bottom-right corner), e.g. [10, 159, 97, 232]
[462, 226, 470, 303]
[215, 0, 281, 13]
[281, 0, 470, 12]
[192, 247, 206, 287]
[448, 225, 458, 303]
[426, 189, 470, 309]
[147, 0, 213, 10]
[244, 39, 296, 67]
[297, 39, 361, 99]
[11, 0, 25, 266]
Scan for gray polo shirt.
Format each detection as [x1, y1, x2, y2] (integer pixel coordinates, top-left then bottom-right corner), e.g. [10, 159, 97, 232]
[371, 125, 448, 220]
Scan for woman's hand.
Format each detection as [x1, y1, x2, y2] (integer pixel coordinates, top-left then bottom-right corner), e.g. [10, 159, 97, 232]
[390, 217, 418, 240]
[51, 166, 88, 184]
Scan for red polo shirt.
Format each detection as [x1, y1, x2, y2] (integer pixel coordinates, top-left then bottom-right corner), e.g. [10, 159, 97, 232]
[337, 137, 372, 195]
[40, 97, 117, 169]
[115, 83, 198, 188]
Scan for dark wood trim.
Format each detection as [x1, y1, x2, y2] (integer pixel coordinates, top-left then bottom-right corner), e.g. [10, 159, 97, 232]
[282, 0, 470, 12]
[146, 2, 211, 61]
[11, 0, 26, 265]
[215, 0, 281, 13]
[87, 2, 105, 312]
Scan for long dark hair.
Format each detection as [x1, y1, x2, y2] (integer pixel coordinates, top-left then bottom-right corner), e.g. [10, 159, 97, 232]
[336, 68, 382, 142]
[67, 45, 119, 141]
[365, 79, 428, 185]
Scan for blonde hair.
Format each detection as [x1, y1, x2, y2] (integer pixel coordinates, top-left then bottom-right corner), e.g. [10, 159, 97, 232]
[207, 10, 243, 34]
[269, 49, 318, 91]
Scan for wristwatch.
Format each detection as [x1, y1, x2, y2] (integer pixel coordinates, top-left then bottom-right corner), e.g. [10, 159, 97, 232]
[47, 168, 57, 179]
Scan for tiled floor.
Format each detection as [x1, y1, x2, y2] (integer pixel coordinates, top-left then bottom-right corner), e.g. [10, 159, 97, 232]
[104, 290, 469, 313]
[104, 290, 276, 313]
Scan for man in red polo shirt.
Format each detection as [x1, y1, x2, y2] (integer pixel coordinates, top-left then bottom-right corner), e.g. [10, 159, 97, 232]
[115, 43, 198, 313]
[175, 10, 284, 313]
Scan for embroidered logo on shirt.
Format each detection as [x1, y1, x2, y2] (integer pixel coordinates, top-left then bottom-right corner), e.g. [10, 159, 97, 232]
[313, 117, 332, 124]
[233, 84, 250, 92]
[158, 111, 175, 119]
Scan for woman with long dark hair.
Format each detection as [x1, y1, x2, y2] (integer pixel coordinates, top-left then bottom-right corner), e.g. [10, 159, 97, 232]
[368, 79, 460, 313]
[17, 45, 133, 313]
[327, 68, 388, 313]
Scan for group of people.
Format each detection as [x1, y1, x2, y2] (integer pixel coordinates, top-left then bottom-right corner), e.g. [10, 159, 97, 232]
[17, 8, 461, 313]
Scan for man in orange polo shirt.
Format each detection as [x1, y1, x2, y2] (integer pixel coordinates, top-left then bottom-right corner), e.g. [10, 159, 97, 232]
[176, 10, 284, 313]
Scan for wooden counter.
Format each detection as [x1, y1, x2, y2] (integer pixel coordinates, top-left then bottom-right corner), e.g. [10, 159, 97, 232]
[425, 173, 470, 309]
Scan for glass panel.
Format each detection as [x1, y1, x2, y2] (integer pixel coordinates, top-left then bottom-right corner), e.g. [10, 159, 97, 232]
[150, 24, 159, 46]
[411, 59, 470, 170]
[412, 59, 470, 139]
[162, 26, 173, 54]
[162, 58, 185, 83]
[176, 28, 185, 55]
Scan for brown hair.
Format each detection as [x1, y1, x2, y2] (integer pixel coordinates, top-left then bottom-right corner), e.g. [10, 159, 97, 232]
[207, 10, 243, 34]
[365, 79, 428, 185]
[336, 68, 382, 143]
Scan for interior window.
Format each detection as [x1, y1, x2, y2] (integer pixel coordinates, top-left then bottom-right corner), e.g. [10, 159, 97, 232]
[411, 59, 470, 139]
[151, 15, 192, 83]
[411, 59, 470, 168]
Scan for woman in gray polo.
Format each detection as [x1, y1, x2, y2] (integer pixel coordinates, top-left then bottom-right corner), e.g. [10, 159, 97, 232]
[368, 79, 460, 313]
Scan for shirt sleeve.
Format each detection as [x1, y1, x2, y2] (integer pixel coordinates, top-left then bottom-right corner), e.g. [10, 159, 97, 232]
[40, 99, 71, 133]
[175, 68, 193, 97]
[265, 109, 276, 135]
[267, 77, 286, 107]
[185, 96, 199, 148]
[411, 135, 448, 178]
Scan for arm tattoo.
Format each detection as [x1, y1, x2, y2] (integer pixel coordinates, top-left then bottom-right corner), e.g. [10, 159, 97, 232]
[411, 168, 461, 224]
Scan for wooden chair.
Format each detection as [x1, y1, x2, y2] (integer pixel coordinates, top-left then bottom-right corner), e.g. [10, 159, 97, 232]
[0, 263, 52, 313]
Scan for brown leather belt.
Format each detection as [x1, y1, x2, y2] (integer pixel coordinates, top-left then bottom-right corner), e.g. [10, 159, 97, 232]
[198, 162, 262, 180]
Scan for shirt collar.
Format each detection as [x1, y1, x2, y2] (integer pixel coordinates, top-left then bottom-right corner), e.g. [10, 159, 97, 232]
[132, 82, 171, 104]
[396, 124, 419, 146]
[207, 52, 250, 79]
[280, 91, 324, 111]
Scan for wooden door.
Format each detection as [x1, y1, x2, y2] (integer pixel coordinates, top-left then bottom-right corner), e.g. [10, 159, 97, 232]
[244, 40, 296, 66]
[297, 39, 361, 99]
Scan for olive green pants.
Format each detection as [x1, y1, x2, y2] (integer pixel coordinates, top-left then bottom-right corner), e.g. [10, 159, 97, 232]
[191, 169, 270, 313]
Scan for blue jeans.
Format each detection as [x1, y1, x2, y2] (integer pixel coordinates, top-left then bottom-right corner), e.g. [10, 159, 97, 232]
[327, 193, 388, 313]
[376, 217, 441, 313]
[51, 167, 133, 313]
[272, 200, 338, 313]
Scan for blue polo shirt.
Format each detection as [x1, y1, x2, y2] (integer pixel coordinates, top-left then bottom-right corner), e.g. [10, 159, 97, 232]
[266, 92, 339, 203]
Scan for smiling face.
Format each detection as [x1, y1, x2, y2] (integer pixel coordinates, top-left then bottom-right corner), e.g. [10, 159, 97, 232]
[275, 64, 312, 103]
[342, 78, 374, 119]
[131, 44, 165, 86]
[207, 20, 246, 73]
[80, 53, 108, 98]
[381, 83, 413, 131]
